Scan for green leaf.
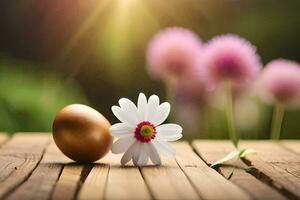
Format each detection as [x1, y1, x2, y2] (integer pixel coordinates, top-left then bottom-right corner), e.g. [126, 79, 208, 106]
[211, 150, 240, 168]
[240, 148, 256, 157]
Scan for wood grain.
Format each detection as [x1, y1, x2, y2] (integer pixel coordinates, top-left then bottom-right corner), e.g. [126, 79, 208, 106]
[7, 141, 72, 200]
[176, 142, 252, 200]
[240, 141, 300, 199]
[1, 136, 299, 200]
[0, 133, 50, 198]
[193, 140, 286, 200]
[280, 140, 300, 155]
[103, 152, 151, 200]
[77, 164, 109, 200]
[51, 164, 83, 200]
[141, 152, 199, 200]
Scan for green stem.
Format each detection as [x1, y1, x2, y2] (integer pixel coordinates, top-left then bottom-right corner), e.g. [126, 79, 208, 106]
[270, 104, 285, 140]
[225, 82, 239, 148]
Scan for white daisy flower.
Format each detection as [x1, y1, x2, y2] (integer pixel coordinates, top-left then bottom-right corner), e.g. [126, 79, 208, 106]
[110, 93, 183, 166]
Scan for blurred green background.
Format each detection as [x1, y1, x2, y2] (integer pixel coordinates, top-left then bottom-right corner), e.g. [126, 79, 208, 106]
[0, 0, 299, 139]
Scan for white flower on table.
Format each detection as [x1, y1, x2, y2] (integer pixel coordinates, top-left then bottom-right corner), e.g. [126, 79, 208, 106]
[110, 93, 183, 166]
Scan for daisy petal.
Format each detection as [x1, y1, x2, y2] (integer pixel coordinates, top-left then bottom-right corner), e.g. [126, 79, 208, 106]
[146, 95, 160, 120]
[149, 102, 170, 126]
[137, 93, 147, 120]
[112, 106, 136, 127]
[118, 98, 139, 123]
[137, 145, 149, 166]
[153, 140, 175, 157]
[109, 123, 133, 138]
[121, 142, 137, 165]
[111, 136, 134, 154]
[133, 142, 142, 166]
[146, 143, 161, 165]
[156, 124, 183, 141]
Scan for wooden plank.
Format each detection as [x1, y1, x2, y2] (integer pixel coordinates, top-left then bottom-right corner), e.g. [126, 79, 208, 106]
[240, 141, 300, 199]
[193, 140, 286, 200]
[175, 142, 252, 200]
[281, 140, 300, 155]
[141, 152, 199, 200]
[51, 164, 83, 200]
[0, 133, 9, 146]
[0, 133, 50, 199]
[106, 166, 150, 200]
[7, 141, 72, 200]
[102, 152, 151, 200]
[77, 163, 109, 200]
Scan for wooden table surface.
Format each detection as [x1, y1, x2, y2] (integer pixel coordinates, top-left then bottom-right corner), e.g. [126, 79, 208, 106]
[0, 133, 299, 200]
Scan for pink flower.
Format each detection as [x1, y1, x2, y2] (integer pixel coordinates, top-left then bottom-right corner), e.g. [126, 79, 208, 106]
[146, 27, 203, 80]
[257, 59, 300, 107]
[200, 34, 262, 89]
[175, 73, 207, 106]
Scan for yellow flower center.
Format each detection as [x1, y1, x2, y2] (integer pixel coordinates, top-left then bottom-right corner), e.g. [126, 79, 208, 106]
[134, 121, 157, 143]
[140, 125, 154, 137]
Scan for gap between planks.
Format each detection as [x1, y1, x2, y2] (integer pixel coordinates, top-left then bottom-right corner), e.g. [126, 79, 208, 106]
[51, 164, 83, 200]
[77, 163, 109, 200]
[238, 140, 300, 200]
[1, 133, 300, 200]
[192, 140, 287, 200]
[91, 152, 152, 200]
[4, 135, 95, 200]
[80, 142, 201, 200]
[173, 142, 252, 200]
[55, 140, 300, 200]
[0, 133, 50, 199]
[0, 134, 151, 200]
[7, 140, 72, 200]
[140, 151, 199, 200]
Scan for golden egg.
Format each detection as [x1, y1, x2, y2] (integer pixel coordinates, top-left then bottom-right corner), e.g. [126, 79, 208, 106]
[52, 104, 113, 162]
